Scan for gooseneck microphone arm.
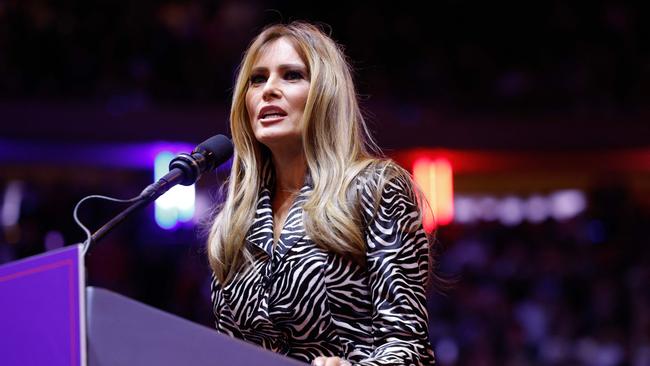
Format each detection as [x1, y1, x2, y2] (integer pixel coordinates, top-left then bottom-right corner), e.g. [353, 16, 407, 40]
[89, 197, 151, 247]
[90, 149, 212, 245]
[74, 135, 233, 255]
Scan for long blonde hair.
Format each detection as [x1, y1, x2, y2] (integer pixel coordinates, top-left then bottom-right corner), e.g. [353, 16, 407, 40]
[208, 22, 419, 284]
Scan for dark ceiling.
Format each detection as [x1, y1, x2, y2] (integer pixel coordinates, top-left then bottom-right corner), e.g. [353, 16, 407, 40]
[1, 1, 648, 150]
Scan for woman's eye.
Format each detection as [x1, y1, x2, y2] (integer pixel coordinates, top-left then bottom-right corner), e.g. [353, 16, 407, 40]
[249, 74, 266, 84]
[285, 71, 303, 80]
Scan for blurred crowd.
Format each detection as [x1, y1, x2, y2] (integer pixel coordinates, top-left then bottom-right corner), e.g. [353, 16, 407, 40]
[430, 183, 650, 366]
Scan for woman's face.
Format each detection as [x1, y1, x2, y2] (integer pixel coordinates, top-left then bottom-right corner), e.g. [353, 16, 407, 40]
[246, 37, 310, 154]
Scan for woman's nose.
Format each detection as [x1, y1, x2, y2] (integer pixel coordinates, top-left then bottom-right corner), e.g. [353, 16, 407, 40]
[262, 75, 281, 100]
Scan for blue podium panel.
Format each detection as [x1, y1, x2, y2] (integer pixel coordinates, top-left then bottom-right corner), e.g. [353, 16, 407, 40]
[0, 245, 85, 366]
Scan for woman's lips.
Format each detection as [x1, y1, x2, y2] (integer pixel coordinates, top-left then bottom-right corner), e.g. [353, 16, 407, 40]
[259, 115, 286, 124]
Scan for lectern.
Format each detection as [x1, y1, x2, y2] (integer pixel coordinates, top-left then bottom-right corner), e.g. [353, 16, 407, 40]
[0, 245, 304, 365]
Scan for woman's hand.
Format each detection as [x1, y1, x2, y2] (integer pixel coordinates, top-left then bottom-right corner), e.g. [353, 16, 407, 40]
[311, 356, 352, 366]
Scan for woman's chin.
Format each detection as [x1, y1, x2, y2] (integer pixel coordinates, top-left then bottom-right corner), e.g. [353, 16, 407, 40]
[256, 132, 303, 153]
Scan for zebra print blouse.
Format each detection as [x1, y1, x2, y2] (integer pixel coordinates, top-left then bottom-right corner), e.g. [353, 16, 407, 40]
[211, 166, 436, 365]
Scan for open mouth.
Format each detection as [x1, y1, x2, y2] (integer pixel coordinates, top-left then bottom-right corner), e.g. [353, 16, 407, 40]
[258, 106, 288, 121]
[260, 113, 287, 121]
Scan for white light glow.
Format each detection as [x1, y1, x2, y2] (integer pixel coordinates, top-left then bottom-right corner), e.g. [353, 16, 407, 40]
[154, 151, 195, 230]
[525, 194, 549, 223]
[2, 181, 23, 227]
[453, 189, 587, 225]
[499, 196, 524, 226]
[477, 196, 500, 221]
[550, 190, 586, 221]
[454, 196, 477, 224]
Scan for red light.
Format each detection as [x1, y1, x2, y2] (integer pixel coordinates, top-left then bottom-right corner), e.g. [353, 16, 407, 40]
[413, 157, 454, 232]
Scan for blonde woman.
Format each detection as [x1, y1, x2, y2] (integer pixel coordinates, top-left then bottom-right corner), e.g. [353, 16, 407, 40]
[208, 22, 436, 366]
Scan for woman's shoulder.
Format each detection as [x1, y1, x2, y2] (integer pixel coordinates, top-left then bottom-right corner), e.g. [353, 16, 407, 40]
[353, 159, 418, 213]
[354, 159, 425, 243]
[355, 159, 415, 195]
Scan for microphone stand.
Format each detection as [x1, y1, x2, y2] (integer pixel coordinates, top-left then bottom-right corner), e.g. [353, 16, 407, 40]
[77, 134, 232, 254]
[85, 169, 184, 252]
[89, 198, 151, 247]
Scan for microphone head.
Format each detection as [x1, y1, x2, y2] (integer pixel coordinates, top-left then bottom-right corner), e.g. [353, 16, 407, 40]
[165, 134, 233, 187]
[193, 134, 233, 169]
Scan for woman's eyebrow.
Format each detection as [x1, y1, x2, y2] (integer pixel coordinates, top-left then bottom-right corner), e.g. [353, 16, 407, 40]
[251, 63, 306, 73]
[277, 63, 306, 70]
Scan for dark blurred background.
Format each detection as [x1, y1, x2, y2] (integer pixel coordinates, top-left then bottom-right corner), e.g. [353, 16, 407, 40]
[1, 1, 649, 365]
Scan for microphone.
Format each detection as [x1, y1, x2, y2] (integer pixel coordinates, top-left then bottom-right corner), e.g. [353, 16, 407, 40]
[139, 134, 233, 200]
[77, 135, 232, 251]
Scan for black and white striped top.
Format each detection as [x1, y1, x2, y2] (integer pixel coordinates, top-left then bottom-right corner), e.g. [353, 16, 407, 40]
[211, 165, 436, 365]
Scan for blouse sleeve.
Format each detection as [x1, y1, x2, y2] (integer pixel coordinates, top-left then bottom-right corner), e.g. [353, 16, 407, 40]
[355, 175, 436, 366]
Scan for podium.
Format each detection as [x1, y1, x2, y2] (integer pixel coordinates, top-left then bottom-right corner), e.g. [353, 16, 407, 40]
[0, 245, 305, 365]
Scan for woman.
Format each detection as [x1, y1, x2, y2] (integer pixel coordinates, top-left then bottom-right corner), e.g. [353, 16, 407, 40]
[207, 22, 436, 366]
